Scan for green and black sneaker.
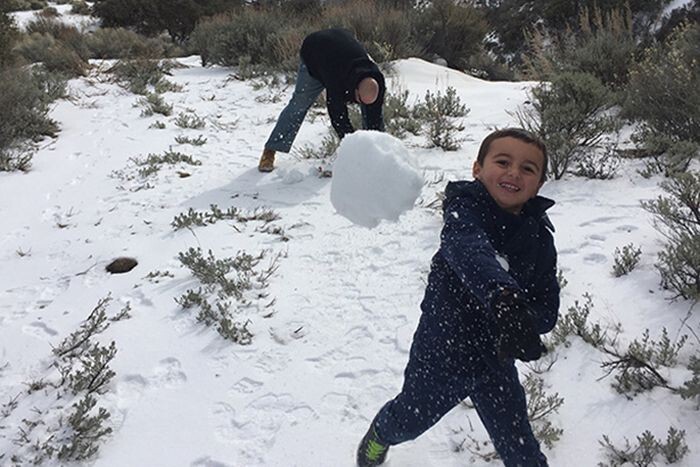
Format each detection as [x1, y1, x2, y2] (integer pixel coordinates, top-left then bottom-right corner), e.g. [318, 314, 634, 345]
[357, 424, 389, 467]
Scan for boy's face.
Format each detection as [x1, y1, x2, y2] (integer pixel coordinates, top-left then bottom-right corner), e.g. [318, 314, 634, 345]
[472, 136, 545, 214]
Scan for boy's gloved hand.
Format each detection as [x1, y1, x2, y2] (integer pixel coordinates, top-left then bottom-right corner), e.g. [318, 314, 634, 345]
[492, 292, 547, 362]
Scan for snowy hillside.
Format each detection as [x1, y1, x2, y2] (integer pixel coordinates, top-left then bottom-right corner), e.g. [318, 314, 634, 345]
[1, 54, 698, 467]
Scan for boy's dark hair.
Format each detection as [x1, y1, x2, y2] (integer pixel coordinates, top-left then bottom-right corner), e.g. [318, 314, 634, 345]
[477, 128, 548, 182]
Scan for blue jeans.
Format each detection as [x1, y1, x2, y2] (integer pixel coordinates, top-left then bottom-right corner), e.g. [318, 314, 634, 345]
[373, 353, 548, 467]
[264, 62, 325, 153]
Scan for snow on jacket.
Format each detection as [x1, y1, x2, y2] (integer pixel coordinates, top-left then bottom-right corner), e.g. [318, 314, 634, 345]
[300, 28, 385, 138]
[413, 179, 560, 367]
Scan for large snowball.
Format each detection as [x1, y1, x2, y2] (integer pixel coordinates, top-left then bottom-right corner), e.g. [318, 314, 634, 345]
[330, 131, 423, 228]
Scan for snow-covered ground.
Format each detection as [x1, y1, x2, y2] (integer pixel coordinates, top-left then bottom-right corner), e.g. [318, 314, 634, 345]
[0, 51, 698, 467]
[9, 1, 98, 31]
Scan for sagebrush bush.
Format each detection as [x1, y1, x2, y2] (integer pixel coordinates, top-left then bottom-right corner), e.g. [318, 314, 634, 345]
[415, 87, 468, 151]
[514, 71, 620, 179]
[612, 243, 642, 277]
[292, 130, 339, 160]
[0, 10, 19, 68]
[383, 88, 422, 139]
[525, 6, 637, 90]
[138, 92, 172, 117]
[190, 8, 302, 71]
[0, 67, 62, 171]
[603, 328, 686, 396]
[18, 18, 90, 76]
[86, 28, 166, 59]
[679, 354, 700, 407]
[25, 17, 90, 60]
[322, 0, 420, 63]
[3, 0, 49, 11]
[599, 427, 689, 466]
[93, 0, 237, 42]
[641, 171, 700, 301]
[625, 23, 700, 173]
[174, 112, 206, 129]
[70, 0, 91, 15]
[39, 6, 60, 17]
[57, 394, 113, 461]
[412, 0, 488, 70]
[481, 0, 672, 68]
[574, 145, 620, 179]
[109, 58, 174, 94]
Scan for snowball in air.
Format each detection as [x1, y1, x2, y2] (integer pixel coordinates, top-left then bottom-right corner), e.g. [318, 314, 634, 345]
[330, 131, 423, 228]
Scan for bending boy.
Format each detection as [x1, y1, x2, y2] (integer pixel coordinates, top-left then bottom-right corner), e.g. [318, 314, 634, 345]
[357, 128, 560, 467]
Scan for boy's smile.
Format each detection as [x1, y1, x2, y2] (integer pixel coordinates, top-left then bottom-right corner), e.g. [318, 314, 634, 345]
[472, 136, 545, 214]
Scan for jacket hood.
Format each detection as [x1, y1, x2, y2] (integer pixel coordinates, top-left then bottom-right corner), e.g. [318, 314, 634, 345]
[445, 180, 556, 231]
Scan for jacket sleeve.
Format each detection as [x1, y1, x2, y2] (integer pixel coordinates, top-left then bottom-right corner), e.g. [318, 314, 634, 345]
[527, 235, 560, 334]
[439, 199, 521, 311]
[326, 91, 354, 138]
[362, 100, 384, 131]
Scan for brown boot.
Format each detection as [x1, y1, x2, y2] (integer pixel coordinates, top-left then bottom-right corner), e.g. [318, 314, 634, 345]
[258, 149, 276, 172]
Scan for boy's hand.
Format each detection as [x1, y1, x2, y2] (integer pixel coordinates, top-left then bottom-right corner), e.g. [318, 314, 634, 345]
[493, 293, 547, 362]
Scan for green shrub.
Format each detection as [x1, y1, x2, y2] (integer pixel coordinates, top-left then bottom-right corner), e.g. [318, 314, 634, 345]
[175, 246, 281, 344]
[655, 0, 700, 42]
[599, 427, 689, 466]
[383, 88, 422, 139]
[514, 71, 620, 179]
[624, 24, 700, 173]
[3, 0, 49, 12]
[138, 92, 173, 116]
[16, 32, 89, 76]
[574, 145, 620, 179]
[70, 0, 91, 15]
[641, 171, 700, 301]
[93, 0, 238, 43]
[525, 7, 637, 90]
[0, 67, 62, 171]
[38, 6, 60, 17]
[109, 58, 174, 94]
[85, 27, 166, 59]
[414, 87, 468, 151]
[322, 0, 420, 63]
[173, 111, 206, 129]
[612, 243, 642, 277]
[190, 8, 294, 70]
[480, 0, 673, 67]
[412, 0, 487, 70]
[19, 18, 90, 75]
[679, 353, 700, 407]
[0, 10, 20, 68]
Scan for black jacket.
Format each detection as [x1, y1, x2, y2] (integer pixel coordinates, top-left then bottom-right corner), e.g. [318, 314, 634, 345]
[300, 28, 385, 138]
[413, 180, 560, 368]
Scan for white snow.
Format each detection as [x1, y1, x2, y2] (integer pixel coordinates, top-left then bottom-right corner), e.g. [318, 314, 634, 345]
[0, 51, 698, 467]
[9, 1, 98, 32]
[330, 131, 423, 228]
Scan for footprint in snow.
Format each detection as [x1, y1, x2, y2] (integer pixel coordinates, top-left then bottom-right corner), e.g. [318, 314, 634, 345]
[212, 393, 316, 448]
[229, 377, 264, 395]
[21, 321, 59, 340]
[583, 253, 607, 264]
[153, 357, 187, 388]
[190, 456, 234, 467]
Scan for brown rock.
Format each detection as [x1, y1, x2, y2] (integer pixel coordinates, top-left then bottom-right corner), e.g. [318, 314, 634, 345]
[106, 257, 138, 274]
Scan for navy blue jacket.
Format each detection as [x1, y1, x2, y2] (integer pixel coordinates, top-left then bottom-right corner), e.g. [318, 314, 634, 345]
[413, 180, 559, 368]
[300, 28, 385, 138]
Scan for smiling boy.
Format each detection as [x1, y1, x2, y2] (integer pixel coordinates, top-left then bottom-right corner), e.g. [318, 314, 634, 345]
[357, 128, 560, 467]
